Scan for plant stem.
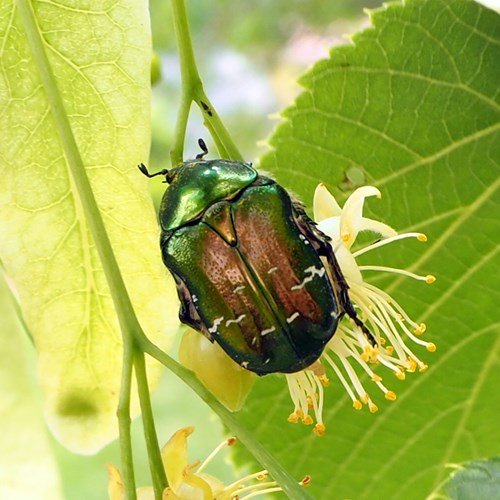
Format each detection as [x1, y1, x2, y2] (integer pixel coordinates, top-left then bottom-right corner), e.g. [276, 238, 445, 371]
[170, 0, 243, 164]
[135, 352, 167, 499]
[117, 341, 137, 498]
[137, 336, 315, 500]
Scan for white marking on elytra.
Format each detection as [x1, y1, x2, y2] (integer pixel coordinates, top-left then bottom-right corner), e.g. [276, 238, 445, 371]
[264, 358, 271, 364]
[208, 316, 224, 334]
[291, 266, 326, 290]
[299, 234, 310, 245]
[260, 326, 276, 336]
[267, 267, 278, 274]
[233, 285, 245, 293]
[331, 310, 339, 318]
[192, 294, 198, 303]
[225, 314, 246, 327]
[251, 336, 258, 346]
[286, 311, 300, 324]
[241, 361, 249, 368]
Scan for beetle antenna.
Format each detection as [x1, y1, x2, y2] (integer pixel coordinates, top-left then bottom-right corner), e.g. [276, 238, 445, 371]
[196, 138, 209, 159]
[138, 163, 169, 181]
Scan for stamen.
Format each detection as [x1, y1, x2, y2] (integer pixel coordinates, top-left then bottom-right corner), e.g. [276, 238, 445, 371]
[385, 390, 397, 401]
[323, 352, 359, 404]
[352, 232, 427, 258]
[197, 436, 236, 473]
[225, 470, 269, 491]
[358, 265, 433, 282]
[314, 424, 326, 437]
[300, 475, 312, 486]
[241, 485, 283, 499]
[367, 398, 378, 413]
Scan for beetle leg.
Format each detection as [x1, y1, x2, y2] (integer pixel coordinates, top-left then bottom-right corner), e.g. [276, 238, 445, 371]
[173, 274, 214, 341]
[321, 246, 377, 347]
[292, 203, 377, 347]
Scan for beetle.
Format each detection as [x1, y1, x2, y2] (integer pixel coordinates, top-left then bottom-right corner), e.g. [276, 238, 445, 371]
[140, 140, 374, 375]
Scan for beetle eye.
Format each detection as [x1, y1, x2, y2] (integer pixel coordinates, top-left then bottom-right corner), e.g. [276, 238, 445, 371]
[166, 172, 176, 184]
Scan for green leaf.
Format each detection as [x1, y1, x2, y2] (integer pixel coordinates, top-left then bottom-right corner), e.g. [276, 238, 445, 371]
[0, 272, 63, 499]
[438, 457, 500, 500]
[236, 0, 500, 498]
[0, 1, 179, 453]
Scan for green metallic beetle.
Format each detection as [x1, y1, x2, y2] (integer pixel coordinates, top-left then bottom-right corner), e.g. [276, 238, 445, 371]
[140, 142, 373, 375]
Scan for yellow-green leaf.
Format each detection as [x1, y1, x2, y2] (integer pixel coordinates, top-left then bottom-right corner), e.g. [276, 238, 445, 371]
[0, 0, 178, 454]
[0, 272, 63, 499]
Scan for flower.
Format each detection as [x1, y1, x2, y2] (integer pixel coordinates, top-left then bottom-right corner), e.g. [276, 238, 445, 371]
[107, 426, 308, 499]
[285, 185, 436, 436]
[179, 329, 256, 412]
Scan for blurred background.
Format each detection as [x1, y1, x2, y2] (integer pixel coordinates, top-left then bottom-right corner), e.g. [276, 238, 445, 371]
[48, 0, 383, 497]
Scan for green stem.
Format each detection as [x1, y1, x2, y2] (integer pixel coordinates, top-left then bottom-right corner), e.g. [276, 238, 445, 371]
[170, 0, 243, 163]
[117, 341, 137, 499]
[135, 352, 167, 499]
[137, 337, 315, 500]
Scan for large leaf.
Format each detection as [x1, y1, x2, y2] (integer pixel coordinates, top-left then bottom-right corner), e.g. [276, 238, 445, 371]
[0, 272, 63, 499]
[0, 1, 179, 453]
[435, 457, 500, 499]
[236, 0, 500, 498]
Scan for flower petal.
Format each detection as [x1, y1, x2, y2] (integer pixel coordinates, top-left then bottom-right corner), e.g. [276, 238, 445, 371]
[358, 217, 398, 238]
[340, 186, 381, 248]
[106, 463, 125, 500]
[317, 216, 341, 243]
[162, 426, 194, 492]
[313, 183, 342, 222]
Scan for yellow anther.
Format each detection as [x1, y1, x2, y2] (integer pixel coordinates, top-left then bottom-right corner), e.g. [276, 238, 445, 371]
[426, 342, 436, 352]
[256, 472, 268, 480]
[417, 233, 427, 242]
[302, 415, 313, 425]
[306, 396, 314, 409]
[319, 375, 330, 387]
[371, 374, 382, 382]
[300, 475, 312, 486]
[361, 393, 369, 404]
[353, 400, 362, 410]
[342, 232, 350, 242]
[313, 424, 326, 437]
[407, 358, 417, 373]
[385, 391, 397, 401]
[426, 275, 436, 284]
[385, 346, 394, 355]
[368, 402, 378, 413]
[296, 409, 304, 419]
[227, 437, 237, 446]
[419, 363, 429, 373]
[414, 323, 426, 335]
[288, 413, 299, 424]
[394, 370, 405, 380]
[379, 337, 386, 345]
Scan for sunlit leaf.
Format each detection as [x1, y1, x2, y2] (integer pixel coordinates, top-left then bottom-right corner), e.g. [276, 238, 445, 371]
[0, 272, 63, 499]
[236, 0, 500, 498]
[0, 0, 179, 453]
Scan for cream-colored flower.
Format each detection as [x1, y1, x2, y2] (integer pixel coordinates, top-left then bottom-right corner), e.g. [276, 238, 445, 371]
[107, 426, 301, 499]
[286, 184, 436, 436]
